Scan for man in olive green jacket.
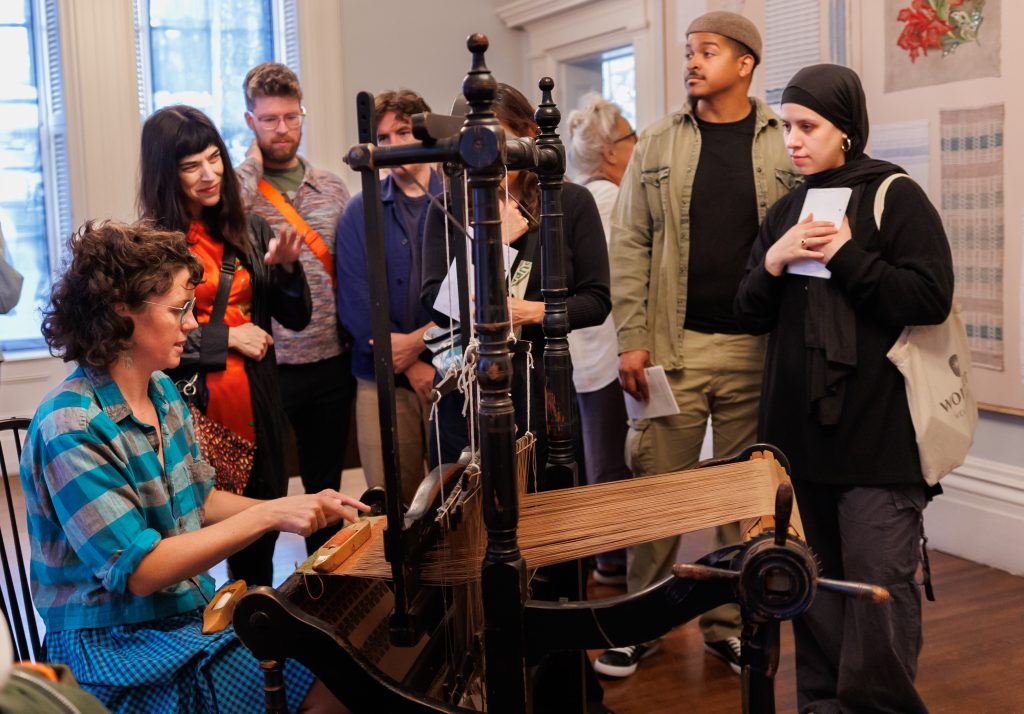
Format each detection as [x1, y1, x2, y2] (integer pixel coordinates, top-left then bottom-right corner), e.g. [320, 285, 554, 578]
[597, 11, 799, 679]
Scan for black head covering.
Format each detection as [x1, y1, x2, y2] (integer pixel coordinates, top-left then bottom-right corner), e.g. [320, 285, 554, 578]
[781, 64, 902, 189]
[782, 64, 868, 157]
[780, 65, 905, 425]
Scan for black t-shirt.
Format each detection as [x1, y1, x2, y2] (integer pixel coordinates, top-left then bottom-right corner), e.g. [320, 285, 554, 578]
[685, 107, 759, 333]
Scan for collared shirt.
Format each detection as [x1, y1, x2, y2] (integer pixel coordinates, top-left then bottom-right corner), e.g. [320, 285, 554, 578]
[610, 98, 801, 370]
[336, 172, 442, 382]
[237, 155, 351, 365]
[20, 366, 215, 632]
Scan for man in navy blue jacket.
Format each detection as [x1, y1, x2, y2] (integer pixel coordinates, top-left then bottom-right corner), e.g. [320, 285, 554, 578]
[336, 89, 439, 504]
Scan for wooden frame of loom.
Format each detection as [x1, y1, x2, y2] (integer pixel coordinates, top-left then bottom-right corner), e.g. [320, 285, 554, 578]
[232, 35, 813, 714]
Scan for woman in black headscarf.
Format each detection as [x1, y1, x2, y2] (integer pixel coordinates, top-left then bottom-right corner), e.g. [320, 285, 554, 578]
[735, 64, 953, 713]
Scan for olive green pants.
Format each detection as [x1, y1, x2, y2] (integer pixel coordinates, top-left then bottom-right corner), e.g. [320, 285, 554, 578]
[625, 330, 765, 642]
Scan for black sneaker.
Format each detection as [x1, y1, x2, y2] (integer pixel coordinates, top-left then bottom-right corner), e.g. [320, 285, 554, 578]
[704, 636, 741, 674]
[593, 641, 661, 678]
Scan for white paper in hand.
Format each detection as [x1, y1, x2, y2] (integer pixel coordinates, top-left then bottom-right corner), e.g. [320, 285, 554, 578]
[623, 365, 681, 420]
[432, 233, 517, 321]
[787, 187, 852, 280]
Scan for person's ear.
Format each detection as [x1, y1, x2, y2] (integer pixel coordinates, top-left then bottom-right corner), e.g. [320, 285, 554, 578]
[244, 111, 256, 133]
[601, 143, 617, 164]
[738, 54, 755, 79]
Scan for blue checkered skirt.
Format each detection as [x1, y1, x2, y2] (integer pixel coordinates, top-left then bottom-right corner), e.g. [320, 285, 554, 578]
[45, 610, 316, 714]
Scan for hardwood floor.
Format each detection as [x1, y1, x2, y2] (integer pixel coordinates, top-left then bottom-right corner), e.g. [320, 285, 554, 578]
[589, 533, 1024, 713]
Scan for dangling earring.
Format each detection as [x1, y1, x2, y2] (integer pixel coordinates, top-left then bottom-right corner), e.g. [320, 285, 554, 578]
[122, 349, 134, 369]
[841, 135, 852, 153]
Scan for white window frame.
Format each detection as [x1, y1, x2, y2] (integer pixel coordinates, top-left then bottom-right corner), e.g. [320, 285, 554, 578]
[0, 0, 72, 353]
[132, 0, 301, 122]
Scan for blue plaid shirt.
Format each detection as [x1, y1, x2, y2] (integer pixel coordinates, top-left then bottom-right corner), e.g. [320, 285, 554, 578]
[20, 366, 216, 632]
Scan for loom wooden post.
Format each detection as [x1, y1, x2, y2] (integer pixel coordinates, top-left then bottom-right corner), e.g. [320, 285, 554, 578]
[535, 77, 588, 711]
[534, 78, 578, 491]
[461, 34, 528, 712]
[351, 90, 415, 640]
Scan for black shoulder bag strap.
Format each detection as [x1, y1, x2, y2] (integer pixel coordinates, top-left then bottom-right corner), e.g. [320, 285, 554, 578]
[181, 244, 237, 409]
[211, 243, 238, 324]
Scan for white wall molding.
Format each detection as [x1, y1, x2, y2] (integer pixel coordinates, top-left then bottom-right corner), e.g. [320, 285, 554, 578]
[0, 355, 68, 420]
[497, 0, 663, 129]
[925, 455, 1024, 576]
[496, 0, 596, 29]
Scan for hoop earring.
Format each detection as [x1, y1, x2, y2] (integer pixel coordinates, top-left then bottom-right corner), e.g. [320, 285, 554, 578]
[841, 135, 852, 153]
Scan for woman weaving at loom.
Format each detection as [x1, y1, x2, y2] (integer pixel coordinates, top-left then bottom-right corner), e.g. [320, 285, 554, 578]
[20, 220, 368, 712]
[735, 64, 954, 714]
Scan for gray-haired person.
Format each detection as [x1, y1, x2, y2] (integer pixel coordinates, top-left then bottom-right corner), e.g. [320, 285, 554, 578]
[565, 96, 636, 586]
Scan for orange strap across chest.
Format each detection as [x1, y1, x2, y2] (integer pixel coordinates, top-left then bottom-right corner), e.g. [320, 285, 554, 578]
[258, 178, 336, 287]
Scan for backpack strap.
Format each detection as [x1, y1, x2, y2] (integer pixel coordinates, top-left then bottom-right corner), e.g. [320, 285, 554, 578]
[873, 173, 910, 230]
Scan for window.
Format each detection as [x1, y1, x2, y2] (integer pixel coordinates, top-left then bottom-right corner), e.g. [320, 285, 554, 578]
[564, 45, 637, 130]
[763, 0, 848, 106]
[763, 0, 821, 105]
[0, 0, 70, 353]
[601, 46, 636, 130]
[134, 0, 299, 165]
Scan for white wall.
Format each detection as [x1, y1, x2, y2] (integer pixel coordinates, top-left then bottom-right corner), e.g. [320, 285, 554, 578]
[337, 0, 525, 187]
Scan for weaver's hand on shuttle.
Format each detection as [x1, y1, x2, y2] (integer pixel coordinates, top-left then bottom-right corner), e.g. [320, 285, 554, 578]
[255, 490, 371, 538]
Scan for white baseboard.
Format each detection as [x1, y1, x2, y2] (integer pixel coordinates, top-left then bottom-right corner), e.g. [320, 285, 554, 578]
[924, 455, 1024, 576]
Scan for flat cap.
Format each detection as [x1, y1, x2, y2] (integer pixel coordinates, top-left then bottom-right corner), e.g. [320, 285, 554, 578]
[687, 11, 762, 65]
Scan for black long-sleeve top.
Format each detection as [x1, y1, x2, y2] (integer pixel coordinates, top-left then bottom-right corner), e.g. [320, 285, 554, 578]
[420, 181, 611, 342]
[420, 182, 611, 476]
[735, 176, 954, 486]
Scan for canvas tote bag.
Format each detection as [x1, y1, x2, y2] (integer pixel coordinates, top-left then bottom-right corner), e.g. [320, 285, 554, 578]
[880, 174, 978, 484]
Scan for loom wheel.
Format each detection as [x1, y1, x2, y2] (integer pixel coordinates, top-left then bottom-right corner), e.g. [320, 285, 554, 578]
[672, 483, 892, 714]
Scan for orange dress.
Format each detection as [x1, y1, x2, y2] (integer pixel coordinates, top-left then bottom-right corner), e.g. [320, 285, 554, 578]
[188, 221, 256, 443]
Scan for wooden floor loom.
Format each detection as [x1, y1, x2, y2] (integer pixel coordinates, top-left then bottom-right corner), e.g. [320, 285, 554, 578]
[232, 35, 888, 714]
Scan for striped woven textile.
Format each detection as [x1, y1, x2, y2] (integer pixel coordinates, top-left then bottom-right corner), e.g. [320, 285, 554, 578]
[939, 103, 1005, 370]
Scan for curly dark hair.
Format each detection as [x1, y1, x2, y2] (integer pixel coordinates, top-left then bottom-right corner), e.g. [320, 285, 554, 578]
[42, 221, 204, 368]
[243, 62, 302, 110]
[137, 105, 249, 254]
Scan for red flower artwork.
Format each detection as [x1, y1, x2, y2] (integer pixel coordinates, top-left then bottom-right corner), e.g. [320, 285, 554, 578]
[896, 0, 980, 63]
[897, 0, 954, 62]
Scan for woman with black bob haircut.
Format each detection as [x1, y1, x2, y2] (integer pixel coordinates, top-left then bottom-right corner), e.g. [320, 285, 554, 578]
[138, 105, 312, 586]
[25, 220, 365, 712]
[735, 64, 954, 713]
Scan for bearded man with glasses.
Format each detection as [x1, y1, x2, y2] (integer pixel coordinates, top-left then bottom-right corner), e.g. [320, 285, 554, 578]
[237, 62, 356, 555]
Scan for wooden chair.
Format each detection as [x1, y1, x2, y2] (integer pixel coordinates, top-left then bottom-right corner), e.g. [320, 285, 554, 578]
[0, 417, 44, 661]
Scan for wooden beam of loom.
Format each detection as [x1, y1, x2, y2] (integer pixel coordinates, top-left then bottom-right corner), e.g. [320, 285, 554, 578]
[298, 451, 800, 584]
